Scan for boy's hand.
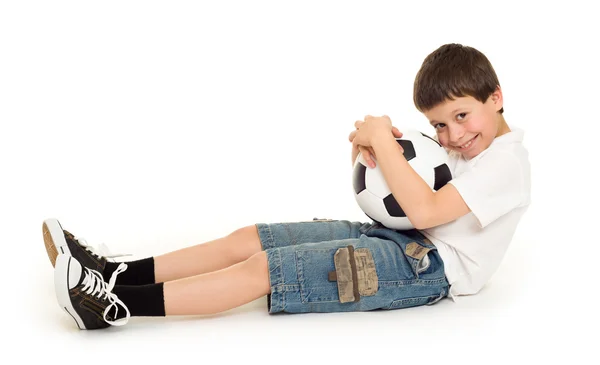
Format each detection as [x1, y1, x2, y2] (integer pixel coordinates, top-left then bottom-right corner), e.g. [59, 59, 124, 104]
[350, 135, 377, 167]
[349, 116, 403, 168]
[352, 115, 393, 147]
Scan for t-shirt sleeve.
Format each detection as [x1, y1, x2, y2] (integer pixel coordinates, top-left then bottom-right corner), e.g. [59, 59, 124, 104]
[449, 150, 524, 228]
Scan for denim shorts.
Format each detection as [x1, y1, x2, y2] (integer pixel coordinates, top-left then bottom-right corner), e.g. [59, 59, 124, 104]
[255, 218, 450, 314]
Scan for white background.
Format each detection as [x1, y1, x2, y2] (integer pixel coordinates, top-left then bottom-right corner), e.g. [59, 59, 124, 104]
[1, 0, 598, 363]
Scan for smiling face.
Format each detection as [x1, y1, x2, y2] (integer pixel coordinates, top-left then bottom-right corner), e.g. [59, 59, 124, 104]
[424, 88, 509, 159]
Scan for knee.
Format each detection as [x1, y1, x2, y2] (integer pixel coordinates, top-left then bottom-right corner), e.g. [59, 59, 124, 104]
[230, 225, 261, 246]
[245, 250, 268, 269]
[228, 225, 263, 259]
[243, 251, 270, 290]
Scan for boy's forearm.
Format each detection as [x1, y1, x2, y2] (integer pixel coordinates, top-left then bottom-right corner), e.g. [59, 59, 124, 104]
[371, 133, 435, 228]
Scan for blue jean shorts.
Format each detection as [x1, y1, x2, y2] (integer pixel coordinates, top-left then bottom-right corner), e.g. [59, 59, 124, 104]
[255, 218, 450, 314]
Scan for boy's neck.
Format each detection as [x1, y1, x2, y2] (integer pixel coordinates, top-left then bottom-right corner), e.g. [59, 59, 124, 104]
[496, 115, 510, 137]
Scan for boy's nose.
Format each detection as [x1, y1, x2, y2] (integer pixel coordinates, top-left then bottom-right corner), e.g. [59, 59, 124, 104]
[448, 126, 465, 144]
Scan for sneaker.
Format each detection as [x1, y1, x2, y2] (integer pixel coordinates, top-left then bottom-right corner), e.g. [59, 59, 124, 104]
[54, 253, 130, 329]
[42, 218, 126, 271]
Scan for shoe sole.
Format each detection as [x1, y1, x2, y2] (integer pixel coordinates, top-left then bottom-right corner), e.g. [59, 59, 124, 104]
[55, 254, 86, 330]
[43, 219, 72, 267]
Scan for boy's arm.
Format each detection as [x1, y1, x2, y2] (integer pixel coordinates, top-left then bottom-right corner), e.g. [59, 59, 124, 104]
[371, 132, 470, 229]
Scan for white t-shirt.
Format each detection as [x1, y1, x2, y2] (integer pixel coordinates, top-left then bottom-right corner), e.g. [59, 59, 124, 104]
[421, 127, 531, 300]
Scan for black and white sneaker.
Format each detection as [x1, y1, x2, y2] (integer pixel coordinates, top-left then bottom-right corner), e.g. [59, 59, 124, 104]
[42, 218, 126, 270]
[54, 254, 130, 330]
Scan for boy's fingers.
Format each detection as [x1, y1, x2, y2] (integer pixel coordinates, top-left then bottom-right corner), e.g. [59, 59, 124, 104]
[359, 146, 370, 162]
[389, 128, 404, 152]
[368, 147, 376, 158]
[360, 146, 376, 168]
[348, 130, 357, 142]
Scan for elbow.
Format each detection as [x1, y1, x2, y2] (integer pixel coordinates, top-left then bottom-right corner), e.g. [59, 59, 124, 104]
[412, 216, 437, 230]
[408, 195, 437, 230]
[409, 209, 433, 230]
[411, 217, 429, 230]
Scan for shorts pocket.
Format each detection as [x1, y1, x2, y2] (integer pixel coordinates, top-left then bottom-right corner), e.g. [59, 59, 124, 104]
[404, 241, 433, 278]
[296, 246, 380, 304]
[329, 246, 379, 303]
[296, 248, 341, 303]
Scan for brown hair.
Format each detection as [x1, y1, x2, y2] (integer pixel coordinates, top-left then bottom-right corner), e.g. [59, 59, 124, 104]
[413, 43, 503, 114]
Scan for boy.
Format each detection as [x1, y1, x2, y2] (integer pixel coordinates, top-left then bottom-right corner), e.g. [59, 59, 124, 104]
[44, 43, 531, 330]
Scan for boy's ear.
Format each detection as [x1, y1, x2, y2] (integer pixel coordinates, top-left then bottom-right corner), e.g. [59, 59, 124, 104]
[491, 86, 503, 112]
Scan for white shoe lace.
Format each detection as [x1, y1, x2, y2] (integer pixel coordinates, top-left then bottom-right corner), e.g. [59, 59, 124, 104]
[80, 263, 130, 326]
[74, 236, 131, 262]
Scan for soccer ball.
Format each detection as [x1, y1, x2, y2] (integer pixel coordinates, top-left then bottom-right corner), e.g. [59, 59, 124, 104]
[352, 129, 453, 230]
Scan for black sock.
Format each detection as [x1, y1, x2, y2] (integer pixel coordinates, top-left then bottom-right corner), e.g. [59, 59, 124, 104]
[104, 257, 156, 285]
[112, 283, 166, 318]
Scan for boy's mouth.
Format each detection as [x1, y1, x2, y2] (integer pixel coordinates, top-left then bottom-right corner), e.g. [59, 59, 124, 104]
[456, 134, 479, 151]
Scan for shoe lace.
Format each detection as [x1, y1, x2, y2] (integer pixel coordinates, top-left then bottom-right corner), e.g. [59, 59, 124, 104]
[74, 236, 131, 262]
[81, 263, 130, 326]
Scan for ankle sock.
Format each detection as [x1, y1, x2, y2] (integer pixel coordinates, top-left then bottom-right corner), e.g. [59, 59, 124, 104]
[104, 257, 155, 285]
[112, 283, 165, 319]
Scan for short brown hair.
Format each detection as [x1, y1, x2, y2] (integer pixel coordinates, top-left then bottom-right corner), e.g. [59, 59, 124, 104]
[413, 43, 503, 114]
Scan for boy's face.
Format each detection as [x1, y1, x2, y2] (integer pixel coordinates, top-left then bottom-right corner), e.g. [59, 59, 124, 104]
[423, 89, 506, 159]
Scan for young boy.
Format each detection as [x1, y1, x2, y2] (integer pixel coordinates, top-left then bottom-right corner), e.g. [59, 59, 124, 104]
[44, 43, 531, 330]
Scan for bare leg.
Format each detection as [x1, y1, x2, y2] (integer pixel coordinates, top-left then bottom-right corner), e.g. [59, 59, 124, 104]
[154, 225, 263, 283]
[163, 251, 271, 315]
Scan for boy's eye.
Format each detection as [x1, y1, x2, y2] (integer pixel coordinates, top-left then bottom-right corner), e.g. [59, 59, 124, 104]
[434, 123, 446, 130]
[457, 112, 467, 120]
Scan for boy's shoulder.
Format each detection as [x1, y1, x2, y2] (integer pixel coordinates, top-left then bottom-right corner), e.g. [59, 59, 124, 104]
[492, 127, 526, 147]
[482, 127, 528, 166]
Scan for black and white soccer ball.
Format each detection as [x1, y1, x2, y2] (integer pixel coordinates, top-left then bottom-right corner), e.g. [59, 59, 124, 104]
[352, 129, 453, 230]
